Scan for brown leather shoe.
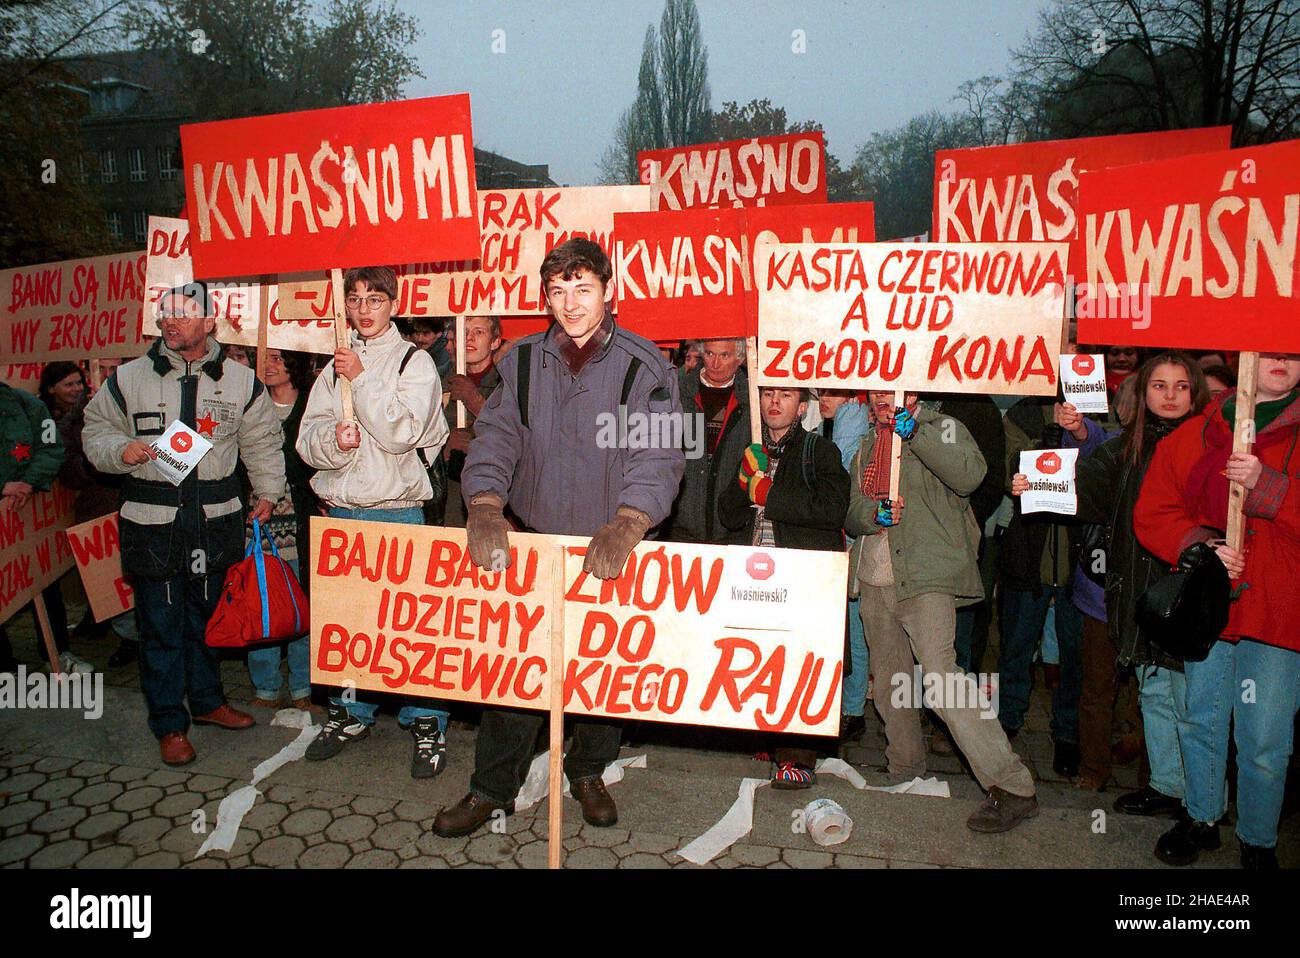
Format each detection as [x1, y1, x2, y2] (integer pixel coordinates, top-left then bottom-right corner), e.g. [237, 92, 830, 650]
[192, 704, 255, 730]
[291, 697, 324, 716]
[570, 776, 618, 827]
[160, 732, 196, 766]
[249, 696, 282, 709]
[433, 792, 514, 838]
[966, 786, 1039, 833]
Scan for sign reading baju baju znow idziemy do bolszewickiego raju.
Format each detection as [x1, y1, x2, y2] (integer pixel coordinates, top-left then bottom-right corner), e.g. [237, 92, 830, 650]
[309, 519, 846, 736]
[754, 241, 1069, 395]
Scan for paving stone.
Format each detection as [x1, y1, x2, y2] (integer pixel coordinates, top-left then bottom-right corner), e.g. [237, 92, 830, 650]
[113, 786, 165, 813]
[49, 797, 70, 809]
[186, 775, 231, 794]
[465, 833, 517, 864]
[347, 848, 400, 868]
[0, 801, 45, 828]
[833, 854, 887, 869]
[326, 814, 375, 844]
[579, 824, 630, 847]
[70, 761, 112, 777]
[75, 845, 137, 869]
[618, 853, 671, 869]
[251, 835, 306, 868]
[889, 859, 940, 869]
[265, 784, 310, 805]
[90, 804, 109, 815]
[117, 817, 171, 847]
[305, 790, 351, 810]
[445, 851, 468, 866]
[33, 757, 77, 773]
[396, 844, 419, 860]
[299, 842, 351, 868]
[71, 782, 125, 808]
[398, 856, 450, 868]
[164, 784, 185, 796]
[50, 829, 71, 842]
[154, 792, 205, 818]
[31, 805, 87, 834]
[182, 858, 227, 869]
[565, 846, 619, 869]
[206, 828, 260, 859]
[628, 832, 683, 855]
[30, 839, 89, 868]
[31, 777, 84, 801]
[515, 841, 551, 869]
[0, 772, 45, 795]
[281, 808, 332, 838]
[159, 823, 203, 855]
[129, 851, 181, 869]
[0, 834, 44, 865]
[782, 848, 834, 869]
[145, 769, 190, 788]
[0, 752, 39, 768]
[305, 834, 324, 847]
[730, 844, 782, 867]
[73, 811, 129, 841]
[371, 820, 421, 851]
[392, 800, 437, 822]
[350, 796, 397, 816]
[714, 856, 738, 869]
[415, 831, 467, 857]
[108, 766, 151, 783]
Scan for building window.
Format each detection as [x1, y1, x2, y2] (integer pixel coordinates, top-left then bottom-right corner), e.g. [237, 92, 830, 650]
[129, 148, 147, 182]
[157, 145, 179, 181]
[107, 211, 122, 239]
[99, 149, 117, 184]
[77, 154, 89, 184]
[133, 211, 148, 243]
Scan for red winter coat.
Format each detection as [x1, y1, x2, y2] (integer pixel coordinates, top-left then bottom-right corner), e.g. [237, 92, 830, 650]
[1133, 391, 1300, 652]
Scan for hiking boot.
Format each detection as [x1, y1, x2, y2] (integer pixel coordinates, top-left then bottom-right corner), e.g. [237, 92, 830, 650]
[1155, 813, 1221, 866]
[1240, 840, 1278, 870]
[570, 776, 618, 826]
[409, 716, 447, 780]
[966, 787, 1039, 833]
[305, 703, 371, 761]
[433, 792, 514, 838]
[1114, 785, 1182, 818]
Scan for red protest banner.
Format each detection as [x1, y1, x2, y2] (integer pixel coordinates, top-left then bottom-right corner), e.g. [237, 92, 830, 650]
[933, 127, 1230, 272]
[639, 131, 827, 210]
[0, 484, 77, 627]
[180, 95, 481, 278]
[1074, 138, 1300, 353]
[1, 252, 149, 364]
[614, 202, 875, 340]
[65, 513, 133, 623]
[756, 241, 1068, 395]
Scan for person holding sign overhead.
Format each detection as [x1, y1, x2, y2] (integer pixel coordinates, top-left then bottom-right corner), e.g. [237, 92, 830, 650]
[296, 266, 451, 779]
[82, 282, 284, 766]
[435, 238, 684, 838]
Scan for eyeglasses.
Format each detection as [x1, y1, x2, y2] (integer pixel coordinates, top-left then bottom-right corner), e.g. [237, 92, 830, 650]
[157, 311, 207, 321]
[345, 295, 390, 312]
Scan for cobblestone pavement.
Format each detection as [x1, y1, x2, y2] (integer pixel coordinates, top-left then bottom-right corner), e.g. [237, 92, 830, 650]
[2, 606, 1297, 869]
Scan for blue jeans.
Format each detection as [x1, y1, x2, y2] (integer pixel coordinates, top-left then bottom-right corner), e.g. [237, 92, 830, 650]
[1179, 638, 1300, 848]
[134, 572, 227, 738]
[1137, 665, 1187, 799]
[247, 558, 311, 699]
[325, 506, 448, 731]
[841, 597, 869, 717]
[998, 585, 1083, 742]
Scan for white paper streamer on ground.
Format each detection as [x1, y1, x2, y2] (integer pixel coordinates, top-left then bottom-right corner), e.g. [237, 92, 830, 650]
[675, 761, 952, 865]
[514, 752, 648, 811]
[196, 724, 321, 858]
[270, 707, 317, 730]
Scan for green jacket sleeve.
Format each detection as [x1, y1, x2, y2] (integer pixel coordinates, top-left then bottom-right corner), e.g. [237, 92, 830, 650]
[907, 414, 986, 497]
[844, 440, 884, 539]
[13, 391, 64, 491]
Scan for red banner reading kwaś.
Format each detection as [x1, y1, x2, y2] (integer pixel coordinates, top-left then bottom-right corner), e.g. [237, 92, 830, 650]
[1074, 139, 1300, 354]
[181, 95, 481, 279]
[639, 132, 827, 211]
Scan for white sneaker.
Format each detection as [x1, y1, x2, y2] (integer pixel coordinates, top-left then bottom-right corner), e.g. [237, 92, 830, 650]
[56, 652, 94, 674]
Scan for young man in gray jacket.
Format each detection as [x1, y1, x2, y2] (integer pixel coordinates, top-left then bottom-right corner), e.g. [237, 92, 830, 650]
[82, 283, 284, 766]
[434, 238, 685, 837]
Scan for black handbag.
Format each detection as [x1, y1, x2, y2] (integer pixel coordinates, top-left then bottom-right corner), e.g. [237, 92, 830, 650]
[1135, 541, 1231, 662]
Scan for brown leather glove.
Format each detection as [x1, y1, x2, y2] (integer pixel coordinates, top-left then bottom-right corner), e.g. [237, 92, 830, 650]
[584, 506, 653, 580]
[466, 493, 512, 570]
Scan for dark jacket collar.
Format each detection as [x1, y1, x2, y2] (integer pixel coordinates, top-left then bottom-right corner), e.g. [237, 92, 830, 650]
[542, 307, 617, 371]
[148, 337, 225, 381]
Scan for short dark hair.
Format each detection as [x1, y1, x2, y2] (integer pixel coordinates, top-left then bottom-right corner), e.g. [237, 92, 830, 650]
[1201, 363, 1237, 389]
[344, 266, 398, 300]
[540, 238, 612, 288]
[38, 361, 86, 410]
[759, 385, 811, 403]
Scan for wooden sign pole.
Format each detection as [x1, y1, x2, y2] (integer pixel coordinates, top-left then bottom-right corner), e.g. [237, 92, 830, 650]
[888, 389, 904, 502]
[548, 548, 566, 869]
[1225, 352, 1258, 557]
[255, 275, 271, 381]
[746, 336, 761, 445]
[32, 593, 62, 676]
[330, 268, 354, 421]
[455, 315, 468, 429]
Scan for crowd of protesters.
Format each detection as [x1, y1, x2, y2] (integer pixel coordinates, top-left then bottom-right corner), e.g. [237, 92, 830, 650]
[2, 237, 1295, 869]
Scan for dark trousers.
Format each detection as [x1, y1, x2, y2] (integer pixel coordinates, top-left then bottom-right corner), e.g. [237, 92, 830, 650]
[955, 535, 998, 673]
[470, 707, 622, 804]
[1078, 613, 1120, 784]
[0, 583, 70, 667]
[998, 584, 1083, 742]
[134, 572, 227, 738]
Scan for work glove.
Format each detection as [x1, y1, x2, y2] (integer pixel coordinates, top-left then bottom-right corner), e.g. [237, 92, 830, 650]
[584, 506, 653, 580]
[466, 493, 512, 570]
[892, 406, 918, 441]
[737, 443, 772, 506]
[874, 496, 904, 527]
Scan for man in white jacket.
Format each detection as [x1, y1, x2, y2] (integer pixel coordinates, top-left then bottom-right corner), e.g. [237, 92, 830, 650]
[296, 266, 450, 778]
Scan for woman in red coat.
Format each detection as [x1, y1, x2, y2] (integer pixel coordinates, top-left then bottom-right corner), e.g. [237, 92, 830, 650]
[1133, 353, 1300, 869]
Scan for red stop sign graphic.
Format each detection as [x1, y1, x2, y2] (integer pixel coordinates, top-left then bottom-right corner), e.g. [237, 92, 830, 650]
[1036, 451, 1062, 474]
[171, 431, 193, 453]
[746, 552, 775, 581]
[1071, 354, 1096, 376]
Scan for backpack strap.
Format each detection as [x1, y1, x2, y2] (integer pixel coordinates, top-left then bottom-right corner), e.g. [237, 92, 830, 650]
[801, 430, 817, 490]
[399, 344, 419, 374]
[620, 356, 645, 409]
[516, 343, 533, 430]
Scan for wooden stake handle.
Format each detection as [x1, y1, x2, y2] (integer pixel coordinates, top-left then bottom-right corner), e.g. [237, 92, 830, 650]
[548, 548, 567, 869]
[330, 268, 354, 421]
[255, 274, 271, 381]
[746, 336, 761, 445]
[1225, 352, 1258, 554]
[888, 389, 904, 502]
[455, 315, 468, 430]
[33, 593, 61, 676]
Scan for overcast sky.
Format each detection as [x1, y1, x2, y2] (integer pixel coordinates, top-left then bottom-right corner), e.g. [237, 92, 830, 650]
[398, 0, 1050, 185]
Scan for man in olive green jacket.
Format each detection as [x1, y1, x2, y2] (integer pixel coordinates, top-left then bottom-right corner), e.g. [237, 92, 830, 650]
[848, 391, 1036, 832]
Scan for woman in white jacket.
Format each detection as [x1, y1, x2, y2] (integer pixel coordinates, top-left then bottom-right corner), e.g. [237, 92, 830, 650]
[296, 266, 451, 780]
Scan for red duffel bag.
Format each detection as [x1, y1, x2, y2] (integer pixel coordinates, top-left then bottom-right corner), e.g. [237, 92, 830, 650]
[206, 518, 309, 647]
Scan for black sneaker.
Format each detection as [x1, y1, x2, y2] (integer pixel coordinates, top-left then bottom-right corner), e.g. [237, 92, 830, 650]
[409, 716, 447, 779]
[1155, 813, 1221, 866]
[305, 703, 371, 761]
[1240, 840, 1278, 870]
[1114, 785, 1183, 818]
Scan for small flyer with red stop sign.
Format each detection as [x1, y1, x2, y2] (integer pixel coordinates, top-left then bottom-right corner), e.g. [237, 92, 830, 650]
[148, 421, 213, 486]
[1060, 353, 1108, 414]
[1019, 448, 1078, 516]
